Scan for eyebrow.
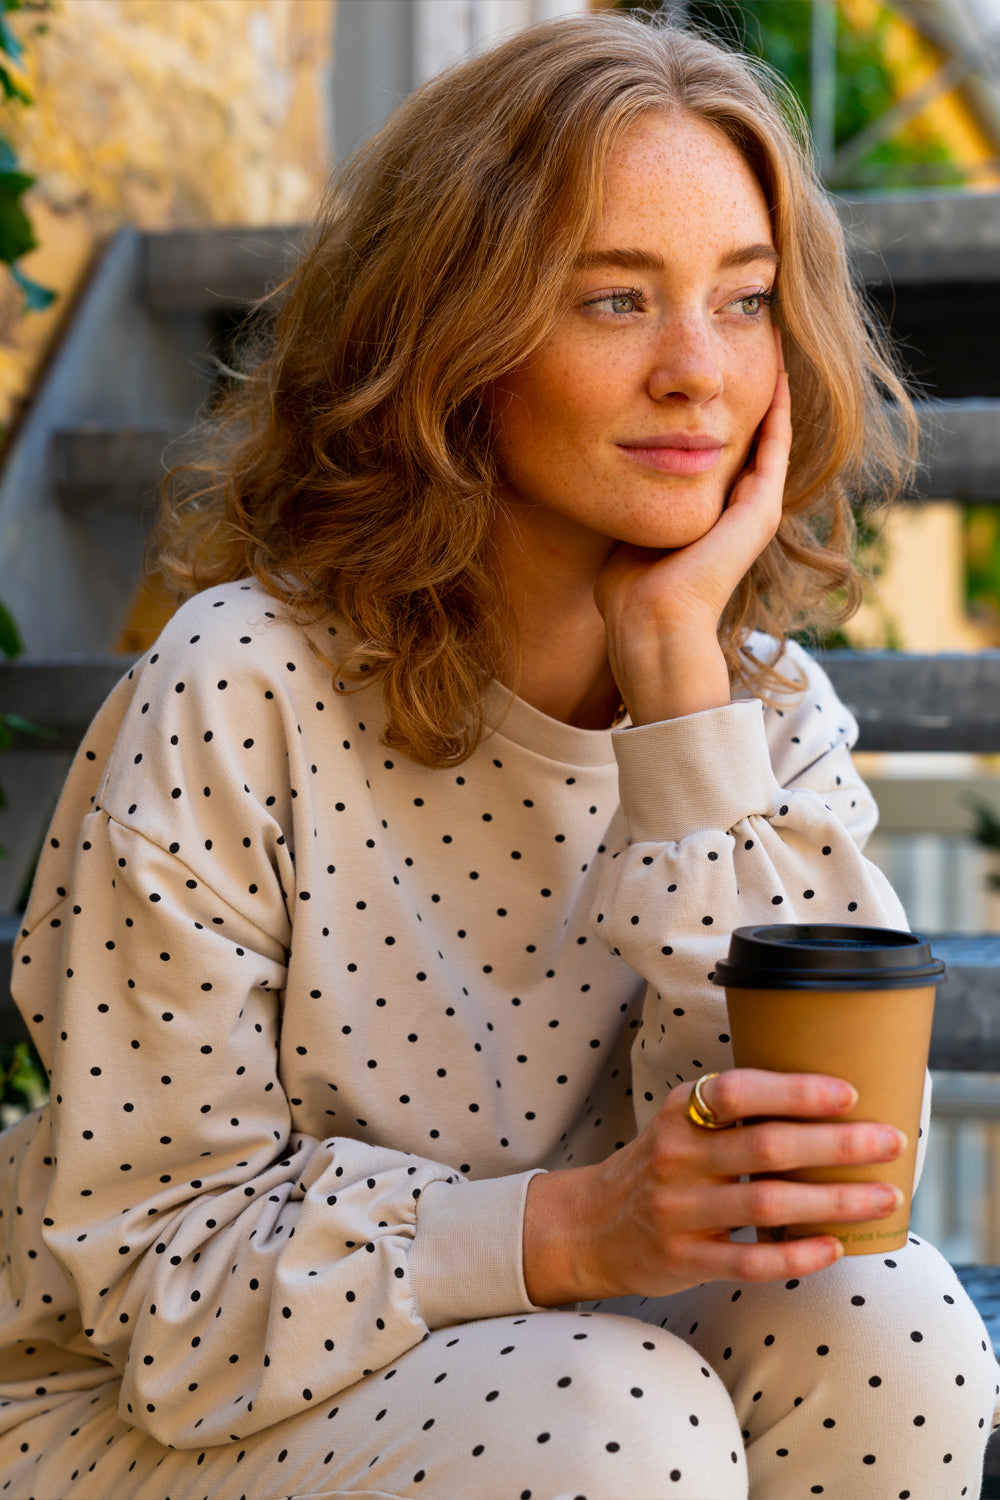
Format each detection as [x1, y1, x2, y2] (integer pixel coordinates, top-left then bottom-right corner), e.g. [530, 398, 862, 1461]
[574, 242, 780, 274]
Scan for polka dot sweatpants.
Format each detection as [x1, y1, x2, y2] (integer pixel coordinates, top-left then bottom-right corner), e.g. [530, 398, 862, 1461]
[3, 1236, 997, 1500]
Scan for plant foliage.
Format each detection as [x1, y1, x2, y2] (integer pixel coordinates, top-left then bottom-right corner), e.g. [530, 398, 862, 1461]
[0, 2, 52, 1109]
[0, 0, 53, 311]
[623, 0, 966, 191]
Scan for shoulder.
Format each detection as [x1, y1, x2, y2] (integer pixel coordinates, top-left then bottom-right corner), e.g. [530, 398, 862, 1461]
[96, 583, 361, 811]
[739, 632, 844, 706]
[128, 580, 351, 710]
[739, 632, 859, 754]
[152, 579, 316, 663]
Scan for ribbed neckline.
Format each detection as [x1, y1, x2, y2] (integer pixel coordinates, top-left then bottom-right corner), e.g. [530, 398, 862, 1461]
[481, 681, 621, 767]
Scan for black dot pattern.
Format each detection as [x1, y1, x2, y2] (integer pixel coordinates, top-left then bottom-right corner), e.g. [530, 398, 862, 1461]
[598, 634, 911, 1130]
[607, 1234, 1000, 1498]
[2, 589, 996, 1495]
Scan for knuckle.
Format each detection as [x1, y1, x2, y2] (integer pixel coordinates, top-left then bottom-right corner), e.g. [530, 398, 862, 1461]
[710, 1071, 740, 1119]
[649, 1127, 681, 1177]
[785, 1074, 815, 1111]
[730, 1242, 766, 1282]
[830, 1182, 862, 1217]
[750, 1123, 787, 1170]
[745, 1177, 784, 1222]
[825, 1128, 858, 1166]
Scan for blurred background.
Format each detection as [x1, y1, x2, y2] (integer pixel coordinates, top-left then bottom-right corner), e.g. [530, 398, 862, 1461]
[0, 0, 999, 1267]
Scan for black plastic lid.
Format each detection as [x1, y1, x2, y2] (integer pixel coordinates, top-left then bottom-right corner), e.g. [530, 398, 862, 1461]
[711, 924, 946, 990]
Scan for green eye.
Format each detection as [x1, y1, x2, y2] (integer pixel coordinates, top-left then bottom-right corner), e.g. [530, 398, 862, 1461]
[610, 292, 636, 315]
[731, 290, 773, 318]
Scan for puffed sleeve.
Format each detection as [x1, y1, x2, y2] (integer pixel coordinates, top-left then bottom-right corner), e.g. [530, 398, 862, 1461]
[591, 639, 910, 1131]
[25, 613, 537, 1452]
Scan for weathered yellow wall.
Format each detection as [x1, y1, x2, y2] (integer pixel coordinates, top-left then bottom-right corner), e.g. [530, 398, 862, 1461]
[11, 0, 335, 230]
[851, 503, 995, 653]
[0, 0, 335, 429]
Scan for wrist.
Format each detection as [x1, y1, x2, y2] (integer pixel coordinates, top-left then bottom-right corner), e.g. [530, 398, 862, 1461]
[523, 1165, 608, 1306]
[618, 637, 731, 726]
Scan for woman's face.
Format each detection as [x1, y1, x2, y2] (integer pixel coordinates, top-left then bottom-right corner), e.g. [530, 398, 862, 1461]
[489, 109, 780, 570]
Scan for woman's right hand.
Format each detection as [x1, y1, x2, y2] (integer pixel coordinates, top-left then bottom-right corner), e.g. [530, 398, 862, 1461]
[522, 1069, 906, 1306]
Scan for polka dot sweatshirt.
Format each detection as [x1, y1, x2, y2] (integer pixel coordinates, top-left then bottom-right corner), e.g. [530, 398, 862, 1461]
[0, 579, 908, 1451]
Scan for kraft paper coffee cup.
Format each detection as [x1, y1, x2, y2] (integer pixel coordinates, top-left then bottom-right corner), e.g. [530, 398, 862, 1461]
[711, 924, 945, 1254]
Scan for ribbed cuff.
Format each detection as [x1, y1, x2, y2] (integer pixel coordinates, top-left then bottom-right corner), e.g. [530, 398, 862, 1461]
[613, 700, 780, 842]
[409, 1170, 544, 1329]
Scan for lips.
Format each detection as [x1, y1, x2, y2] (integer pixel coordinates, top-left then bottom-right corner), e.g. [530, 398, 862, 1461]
[618, 434, 724, 476]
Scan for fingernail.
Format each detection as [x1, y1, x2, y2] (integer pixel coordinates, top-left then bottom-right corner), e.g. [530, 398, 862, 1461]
[879, 1127, 907, 1158]
[875, 1185, 905, 1212]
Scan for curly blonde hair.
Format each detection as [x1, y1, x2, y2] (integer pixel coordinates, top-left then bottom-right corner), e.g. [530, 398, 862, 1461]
[155, 10, 915, 767]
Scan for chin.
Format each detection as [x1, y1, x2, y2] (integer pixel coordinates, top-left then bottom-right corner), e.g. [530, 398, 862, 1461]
[637, 500, 727, 550]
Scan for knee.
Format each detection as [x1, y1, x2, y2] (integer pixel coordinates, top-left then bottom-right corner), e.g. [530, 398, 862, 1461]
[791, 1237, 997, 1413]
[491, 1309, 749, 1500]
[701, 1236, 997, 1450]
[550, 1307, 738, 1426]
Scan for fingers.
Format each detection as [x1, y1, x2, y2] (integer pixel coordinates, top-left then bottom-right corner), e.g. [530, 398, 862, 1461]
[722, 328, 790, 524]
[688, 1231, 848, 1284]
[722, 1116, 906, 1175]
[684, 1069, 907, 1169]
[729, 365, 790, 512]
[693, 1068, 856, 1124]
[691, 1174, 904, 1235]
[755, 365, 791, 471]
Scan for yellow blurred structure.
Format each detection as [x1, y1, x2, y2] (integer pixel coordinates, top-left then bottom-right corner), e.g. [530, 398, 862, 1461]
[836, 0, 1000, 653]
[841, 0, 1000, 190]
[0, 0, 335, 436]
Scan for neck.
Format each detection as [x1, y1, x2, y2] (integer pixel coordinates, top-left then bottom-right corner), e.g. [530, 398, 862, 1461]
[492, 507, 622, 730]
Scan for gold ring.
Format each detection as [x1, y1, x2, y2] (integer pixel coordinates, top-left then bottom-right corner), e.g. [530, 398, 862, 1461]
[685, 1072, 737, 1131]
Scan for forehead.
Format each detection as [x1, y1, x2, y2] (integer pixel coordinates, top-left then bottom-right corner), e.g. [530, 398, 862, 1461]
[593, 109, 773, 251]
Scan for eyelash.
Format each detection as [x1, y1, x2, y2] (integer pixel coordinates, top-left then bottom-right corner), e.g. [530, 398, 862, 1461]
[583, 285, 778, 321]
[731, 288, 777, 320]
[583, 286, 647, 319]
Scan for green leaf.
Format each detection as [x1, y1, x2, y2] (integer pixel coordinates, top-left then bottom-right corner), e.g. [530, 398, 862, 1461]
[966, 797, 1000, 853]
[0, 167, 36, 200]
[0, 63, 31, 106]
[0, 180, 36, 263]
[0, 132, 18, 174]
[0, 11, 25, 65]
[0, 596, 24, 657]
[0, 710, 57, 740]
[10, 261, 54, 310]
[0, 1038, 49, 1108]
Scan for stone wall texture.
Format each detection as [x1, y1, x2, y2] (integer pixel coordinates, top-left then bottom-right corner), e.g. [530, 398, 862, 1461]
[0, 0, 335, 426]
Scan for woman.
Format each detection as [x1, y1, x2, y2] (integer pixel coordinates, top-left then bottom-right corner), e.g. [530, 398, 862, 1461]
[1, 12, 997, 1499]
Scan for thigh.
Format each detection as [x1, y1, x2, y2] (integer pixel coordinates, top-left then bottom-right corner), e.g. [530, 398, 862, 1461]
[598, 1235, 1000, 1500]
[6, 1309, 749, 1500]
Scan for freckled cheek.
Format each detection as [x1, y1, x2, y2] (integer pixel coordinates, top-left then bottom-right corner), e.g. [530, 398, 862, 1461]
[731, 356, 778, 454]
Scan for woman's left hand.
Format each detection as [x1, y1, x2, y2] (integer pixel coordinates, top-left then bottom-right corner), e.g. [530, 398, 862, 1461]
[595, 332, 791, 726]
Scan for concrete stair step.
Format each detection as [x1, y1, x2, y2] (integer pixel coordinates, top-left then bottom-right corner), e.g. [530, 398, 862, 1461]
[43, 399, 1000, 516]
[7, 651, 1000, 754]
[51, 424, 186, 516]
[135, 195, 1000, 316]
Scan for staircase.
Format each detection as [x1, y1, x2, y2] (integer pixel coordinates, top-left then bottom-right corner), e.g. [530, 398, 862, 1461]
[2, 196, 1000, 1050]
[1, 194, 1000, 1486]
[0, 195, 993, 976]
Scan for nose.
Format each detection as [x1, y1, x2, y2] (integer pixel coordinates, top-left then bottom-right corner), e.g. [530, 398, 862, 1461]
[647, 315, 724, 404]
